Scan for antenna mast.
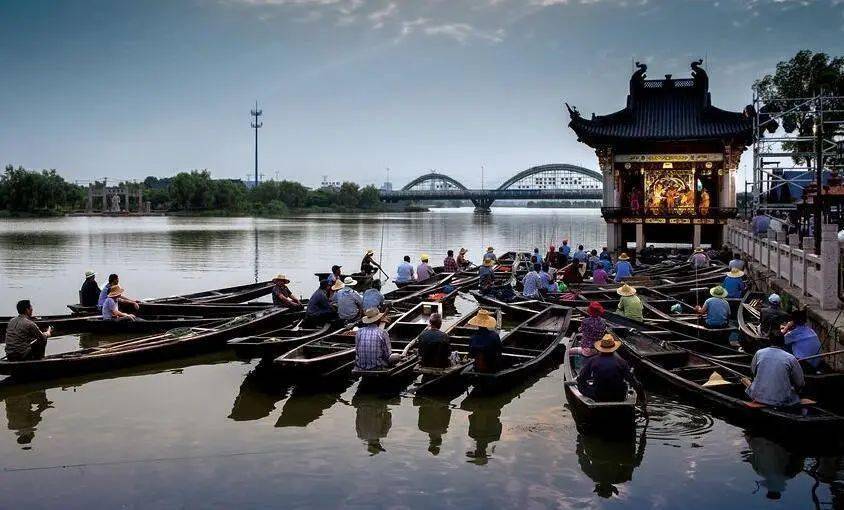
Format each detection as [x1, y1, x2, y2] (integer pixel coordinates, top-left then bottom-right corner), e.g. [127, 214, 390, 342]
[250, 101, 263, 187]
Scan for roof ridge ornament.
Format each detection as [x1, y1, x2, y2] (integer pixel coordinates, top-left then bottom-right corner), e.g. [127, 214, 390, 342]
[630, 62, 647, 95]
[691, 59, 709, 91]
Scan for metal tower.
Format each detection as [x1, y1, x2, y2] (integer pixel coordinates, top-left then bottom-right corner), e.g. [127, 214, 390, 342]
[250, 101, 263, 187]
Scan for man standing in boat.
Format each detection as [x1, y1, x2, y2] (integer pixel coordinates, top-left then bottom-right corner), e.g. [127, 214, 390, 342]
[271, 274, 301, 309]
[478, 258, 495, 294]
[4, 300, 52, 361]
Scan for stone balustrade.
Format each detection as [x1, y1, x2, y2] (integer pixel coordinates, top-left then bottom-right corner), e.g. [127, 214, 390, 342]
[725, 219, 842, 311]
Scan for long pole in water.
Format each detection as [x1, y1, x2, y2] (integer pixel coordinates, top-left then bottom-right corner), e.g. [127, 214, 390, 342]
[379, 221, 386, 281]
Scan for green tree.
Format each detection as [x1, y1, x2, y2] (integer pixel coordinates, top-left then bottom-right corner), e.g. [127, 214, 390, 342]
[358, 185, 381, 209]
[0, 165, 84, 213]
[277, 180, 309, 208]
[755, 50, 844, 168]
[336, 182, 360, 208]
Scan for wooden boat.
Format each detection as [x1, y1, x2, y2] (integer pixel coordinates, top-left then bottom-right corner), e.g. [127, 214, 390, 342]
[614, 328, 844, 435]
[640, 296, 738, 344]
[67, 301, 274, 317]
[67, 280, 275, 314]
[274, 301, 441, 379]
[0, 307, 296, 381]
[227, 321, 335, 360]
[462, 306, 571, 393]
[313, 271, 378, 290]
[563, 333, 637, 437]
[1, 314, 233, 338]
[737, 291, 770, 352]
[468, 290, 549, 322]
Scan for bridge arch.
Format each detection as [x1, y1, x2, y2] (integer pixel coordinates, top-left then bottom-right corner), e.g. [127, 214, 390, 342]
[496, 164, 602, 191]
[401, 172, 468, 191]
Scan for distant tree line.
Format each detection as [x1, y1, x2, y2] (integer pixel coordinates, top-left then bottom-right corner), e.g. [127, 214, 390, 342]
[0, 165, 85, 215]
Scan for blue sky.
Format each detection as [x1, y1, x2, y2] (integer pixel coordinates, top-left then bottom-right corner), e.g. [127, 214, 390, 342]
[1, 0, 842, 188]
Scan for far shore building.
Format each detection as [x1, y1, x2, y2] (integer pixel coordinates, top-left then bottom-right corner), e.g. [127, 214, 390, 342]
[567, 61, 753, 251]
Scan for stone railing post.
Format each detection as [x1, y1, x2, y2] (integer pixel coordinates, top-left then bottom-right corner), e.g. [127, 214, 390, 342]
[819, 224, 841, 310]
[788, 233, 799, 286]
[804, 236, 815, 255]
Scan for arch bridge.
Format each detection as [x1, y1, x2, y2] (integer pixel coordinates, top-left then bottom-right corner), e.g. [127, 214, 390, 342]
[380, 164, 603, 211]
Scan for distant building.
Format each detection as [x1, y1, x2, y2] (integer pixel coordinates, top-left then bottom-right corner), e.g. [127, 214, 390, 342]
[320, 176, 341, 190]
[381, 181, 393, 192]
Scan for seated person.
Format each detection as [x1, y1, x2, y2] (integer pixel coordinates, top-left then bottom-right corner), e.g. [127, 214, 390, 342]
[79, 270, 100, 307]
[331, 277, 363, 323]
[746, 334, 804, 407]
[616, 284, 643, 322]
[521, 263, 543, 299]
[354, 308, 399, 369]
[577, 334, 632, 402]
[571, 301, 606, 357]
[782, 309, 823, 373]
[696, 286, 730, 328]
[478, 259, 495, 294]
[271, 273, 301, 308]
[613, 253, 633, 282]
[467, 310, 501, 373]
[103, 285, 137, 321]
[722, 268, 746, 298]
[4, 300, 52, 361]
[362, 287, 385, 311]
[306, 280, 338, 325]
[759, 293, 788, 341]
[417, 313, 451, 368]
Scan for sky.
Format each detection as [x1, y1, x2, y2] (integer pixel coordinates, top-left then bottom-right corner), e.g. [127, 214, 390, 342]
[1, 0, 842, 189]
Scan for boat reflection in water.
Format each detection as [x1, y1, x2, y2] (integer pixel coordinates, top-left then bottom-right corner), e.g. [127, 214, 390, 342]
[276, 380, 354, 428]
[413, 396, 452, 455]
[575, 426, 646, 498]
[3, 389, 53, 448]
[353, 393, 397, 455]
[742, 433, 804, 501]
[228, 370, 290, 422]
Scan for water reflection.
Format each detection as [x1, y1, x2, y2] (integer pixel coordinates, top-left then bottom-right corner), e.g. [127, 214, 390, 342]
[276, 380, 353, 428]
[3, 389, 53, 448]
[229, 370, 290, 422]
[413, 396, 452, 455]
[352, 393, 396, 455]
[806, 456, 844, 510]
[576, 427, 647, 498]
[742, 433, 804, 501]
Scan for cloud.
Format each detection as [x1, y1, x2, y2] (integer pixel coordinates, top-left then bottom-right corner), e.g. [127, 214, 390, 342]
[369, 2, 397, 28]
[423, 22, 505, 43]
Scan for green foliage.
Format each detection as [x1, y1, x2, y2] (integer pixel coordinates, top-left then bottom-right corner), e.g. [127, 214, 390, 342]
[359, 185, 381, 209]
[0, 165, 85, 214]
[336, 182, 360, 208]
[755, 50, 844, 167]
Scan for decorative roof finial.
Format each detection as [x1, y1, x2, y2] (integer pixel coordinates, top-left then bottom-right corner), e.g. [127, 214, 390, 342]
[691, 59, 709, 90]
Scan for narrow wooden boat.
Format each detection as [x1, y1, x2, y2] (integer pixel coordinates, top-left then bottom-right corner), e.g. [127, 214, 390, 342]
[67, 280, 275, 314]
[737, 291, 770, 352]
[563, 333, 637, 437]
[313, 271, 378, 290]
[640, 296, 738, 344]
[0, 307, 297, 381]
[468, 290, 549, 322]
[227, 321, 335, 360]
[67, 301, 275, 317]
[1, 314, 235, 338]
[462, 306, 571, 393]
[274, 301, 440, 379]
[614, 328, 844, 435]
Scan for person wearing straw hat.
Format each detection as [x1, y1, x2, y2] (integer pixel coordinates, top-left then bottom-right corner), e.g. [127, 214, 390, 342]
[616, 284, 643, 322]
[722, 267, 746, 299]
[456, 247, 471, 269]
[417, 254, 433, 282]
[467, 309, 501, 373]
[360, 249, 383, 276]
[355, 307, 400, 369]
[79, 270, 101, 307]
[613, 253, 634, 283]
[271, 274, 301, 309]
[695, 286, 730, 328]
[577, 333, 632, 402]
[482, 246, 497, 264]
[102, 285, 136, 321]
[689, 247, 710, 269]
[745, 332, 804, 407]
[478, 258, 495, 294]
[395, 255, 415, 288]
[331, 276, 363, 323]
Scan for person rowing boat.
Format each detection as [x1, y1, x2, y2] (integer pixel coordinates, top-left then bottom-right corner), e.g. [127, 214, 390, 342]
[271, 273, 302, 309]
[456, 248, 471, 269]
[360, 249, 384, 276]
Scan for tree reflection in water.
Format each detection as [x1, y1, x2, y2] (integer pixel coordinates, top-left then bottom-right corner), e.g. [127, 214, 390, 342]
[575, 426, 646, 498]
[3, 389, 53, 448]
[352, 393, 397, 456]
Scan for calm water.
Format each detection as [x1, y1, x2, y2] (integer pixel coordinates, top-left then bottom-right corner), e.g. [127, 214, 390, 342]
[0, 209, 841, 509]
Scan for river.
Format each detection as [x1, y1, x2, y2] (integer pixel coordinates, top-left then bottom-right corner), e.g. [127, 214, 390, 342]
[0, 209, 841, 509]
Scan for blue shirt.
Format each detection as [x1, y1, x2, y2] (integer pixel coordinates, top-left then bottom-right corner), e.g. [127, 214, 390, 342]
[703, 297, 730, 327]
[601, 259, 613, 272]
[572, 250, 588, 262]
[614, 261, 633, 282]
[469, 328, 502, 372]
[306, 288, 333, 317]
[522, 271, 542, 298]
[362, 288, 384, 310]
[784, 325, 822, 367]
[331, 287, 363, 320]
[395, 262, 414, 283]
[752, 215, 771, 235]
[599, 251, 611, 261]
[533, 252, 543, 264]
[722, 276, 745, 299]
[748, 347, 804, 406]
[97, 284, 111, 309]
[560, 245, 571, 257]
[540, 271, 556, 292]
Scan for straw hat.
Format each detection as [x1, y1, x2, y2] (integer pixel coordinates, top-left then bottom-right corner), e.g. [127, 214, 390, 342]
[482, 258, 494, 267]
[726, 268, 745, 278]
[343, 276, 358, 287]
[107, 285, 124, 298]
[366, 249, 374, 256]
[468, 309, 497, 329]
[361, 307, 386, 324]
[459, 247, 468, 254]
[616, 284, 637, 297]
[331, 279, 345, 291]
[84, 270, 96, 278]
[594, 333, 621, 353]
[709, 286, 728, 298]
[587, 301, 605, 317]
[701, 371, 731, 387]
[272, 273, 290, 283]
[693, 247, 704, 254]
[618, 253, 630, 261]
[486, 246, 494, 252]
[420, 254, 429, 262]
